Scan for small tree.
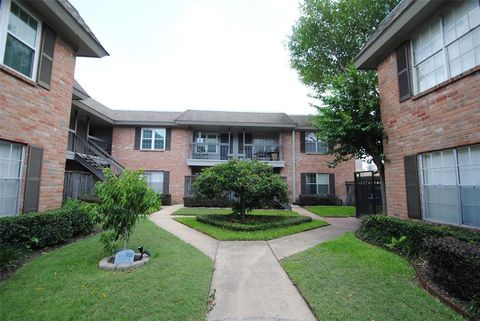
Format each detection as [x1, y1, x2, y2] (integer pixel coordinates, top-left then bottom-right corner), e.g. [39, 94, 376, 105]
[93, 169, 160, 253]
[193, 160, 288, 222]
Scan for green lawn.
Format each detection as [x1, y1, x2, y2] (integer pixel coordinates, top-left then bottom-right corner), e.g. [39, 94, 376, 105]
[175, 216, 328, 240]
[282, 233, 465, 321]
[173, 207, 298, 217]
[0, 220, 213, 321]
[305, 205, 355, 217]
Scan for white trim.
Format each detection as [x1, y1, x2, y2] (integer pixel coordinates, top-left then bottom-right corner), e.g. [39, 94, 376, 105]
[140, 128, 166, 151]
[195, 132, 219, 155]
[0, 0, 43, 80]
[411, 0, 480, 94]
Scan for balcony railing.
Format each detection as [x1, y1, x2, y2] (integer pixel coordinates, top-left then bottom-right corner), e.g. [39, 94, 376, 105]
[190, 143, 231, 160]
[242, 144, 283, 162]
[189, 143, 283, 162]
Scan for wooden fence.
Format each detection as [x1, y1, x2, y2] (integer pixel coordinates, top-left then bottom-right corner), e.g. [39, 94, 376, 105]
[63, 171, 97, 201]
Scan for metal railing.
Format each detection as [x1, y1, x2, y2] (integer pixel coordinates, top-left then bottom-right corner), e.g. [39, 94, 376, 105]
[68, 132, 124, 176]
[242, 144, 283, 161]
[190, 143, 231, 160]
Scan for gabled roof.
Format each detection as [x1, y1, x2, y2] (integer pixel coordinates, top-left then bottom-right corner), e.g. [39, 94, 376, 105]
[72, 81, 316, 129]
[72, 80, 90, 100]
[355, 0, 445, 69]
[175, 110, 297, 127]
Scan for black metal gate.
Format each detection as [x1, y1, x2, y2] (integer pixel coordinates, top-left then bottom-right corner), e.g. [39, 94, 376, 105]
[354, 171, 383, 217]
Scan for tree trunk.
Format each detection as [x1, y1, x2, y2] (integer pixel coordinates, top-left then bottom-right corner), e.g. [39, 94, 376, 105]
[123, 227, 129, 250]
[373, 158, 387, 215]
[240, 201, 246, 223]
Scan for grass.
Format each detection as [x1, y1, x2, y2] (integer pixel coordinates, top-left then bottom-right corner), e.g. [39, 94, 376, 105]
[175, 216, 328, 240]
[0, 220, 214, 321]
[282, 233, 465, 321]
[173, 207, 299, 216]
[305, 205, 355, 217]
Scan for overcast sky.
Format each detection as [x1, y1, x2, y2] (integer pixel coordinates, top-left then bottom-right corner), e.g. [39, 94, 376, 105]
[70, 0, 317, 115]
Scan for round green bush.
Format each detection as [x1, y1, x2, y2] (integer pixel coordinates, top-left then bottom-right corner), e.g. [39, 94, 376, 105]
[196, 214, 311, 231]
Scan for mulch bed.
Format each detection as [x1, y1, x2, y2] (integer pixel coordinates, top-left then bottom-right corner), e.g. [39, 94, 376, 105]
[0, 228, 101, 284]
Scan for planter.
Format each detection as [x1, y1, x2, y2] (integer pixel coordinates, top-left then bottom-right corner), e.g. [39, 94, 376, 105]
[99, 253, 150, 271]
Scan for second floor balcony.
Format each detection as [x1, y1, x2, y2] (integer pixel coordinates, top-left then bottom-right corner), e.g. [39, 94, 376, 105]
[187, 133, 285, 167]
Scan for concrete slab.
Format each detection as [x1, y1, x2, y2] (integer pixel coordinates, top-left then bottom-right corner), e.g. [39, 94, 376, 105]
[208, 241, 317, 321]
[150, 206, 219, 260]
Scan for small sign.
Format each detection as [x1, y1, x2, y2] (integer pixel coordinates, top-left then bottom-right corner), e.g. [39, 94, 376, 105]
[114, 249, 135, 266]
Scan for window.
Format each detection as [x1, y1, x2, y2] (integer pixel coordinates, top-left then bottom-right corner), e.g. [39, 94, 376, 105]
[305, 132, 328, 154]
[143, 171, 164, 194]
[141, 128, 165, 150]
[420, 144, 480, 228]
[0, 140, 23, 216]
[306, 173, 330, 195]
[195, 132, 218, 154]
[0, 1, 41, 78]
[412, 0, 480, 94]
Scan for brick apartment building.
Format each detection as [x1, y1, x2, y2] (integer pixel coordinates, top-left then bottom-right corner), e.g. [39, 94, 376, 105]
[356, 0, 480, 228]
[0, 0, 354, 217]
[0, 0, 107, 215]
[66, 90, 355, 206]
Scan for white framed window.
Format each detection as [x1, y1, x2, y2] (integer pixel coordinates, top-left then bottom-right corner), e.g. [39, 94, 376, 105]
[306, 173, 330, 195]
[305, 132, 328, 154]
[419, 144, 480, 228]
[195, 132, 218, 154]
[0, 0, 42, 79]
[412, 0, 480, 94]
[0, 140, 24, 216]
[143, 171, 164, 194]
[141, 128, 166, 150]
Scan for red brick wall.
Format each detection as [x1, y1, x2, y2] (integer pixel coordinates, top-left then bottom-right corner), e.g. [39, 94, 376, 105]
[0, 37, 76, 212]
[281, 130, 355, 204]
[377, 52, 480, 218]
[111, 127, 192, 203]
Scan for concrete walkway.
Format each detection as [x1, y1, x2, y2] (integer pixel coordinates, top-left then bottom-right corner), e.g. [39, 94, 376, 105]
[150, 205, 219, 260]
[149, 205, 360, 321]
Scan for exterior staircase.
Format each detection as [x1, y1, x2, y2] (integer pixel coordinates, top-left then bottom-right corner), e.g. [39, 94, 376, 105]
[70, 133, 124, 180]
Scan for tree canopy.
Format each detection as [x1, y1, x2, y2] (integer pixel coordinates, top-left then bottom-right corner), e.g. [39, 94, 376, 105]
[289, 0, 399, 91]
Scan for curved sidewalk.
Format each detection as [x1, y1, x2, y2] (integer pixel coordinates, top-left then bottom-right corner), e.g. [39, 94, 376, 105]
[150, 205, 360, 321]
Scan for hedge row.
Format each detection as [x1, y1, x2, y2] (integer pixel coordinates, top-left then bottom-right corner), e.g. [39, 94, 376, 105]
[295, 194, 341, 206]
[196, 214, 311, 231]
[426, 237, 480, 301]
[0, 200, 94, 271]
[183, 196, 233, 208]
[357, 215, 480, 258]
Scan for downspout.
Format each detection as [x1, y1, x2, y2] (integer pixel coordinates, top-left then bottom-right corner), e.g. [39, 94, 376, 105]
[291, 129, 296, 201]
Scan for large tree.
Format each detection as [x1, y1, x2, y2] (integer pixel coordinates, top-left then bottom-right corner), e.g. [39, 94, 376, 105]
[288, 0, 399, 211]
[193, 160, 288, 223]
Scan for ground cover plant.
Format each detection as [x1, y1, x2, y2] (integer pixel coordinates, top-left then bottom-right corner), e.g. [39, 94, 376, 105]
[175, 216, 327, 241]
[282, 233, 465, 321]
[305, 205, 355, 217]
[172, 208, 298, 217]
[196, 214, 311, 231]
[0, 220, 213, 321]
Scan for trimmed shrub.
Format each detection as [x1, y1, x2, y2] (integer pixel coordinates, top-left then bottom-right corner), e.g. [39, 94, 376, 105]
[161, 194, 172, 206]
[295, 194, 342, 206]
[426, 237, 480, 301]
[0, 200, 94, 272]
[196, 214, 311, 231]
[183, 196, 233, 208]
[357, 215, 480, 258]
[0, 200, 94, 251]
